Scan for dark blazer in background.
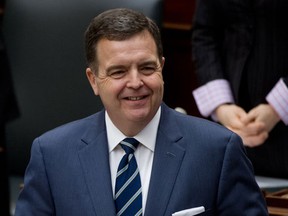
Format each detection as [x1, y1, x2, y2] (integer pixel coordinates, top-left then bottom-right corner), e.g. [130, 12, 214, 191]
[192, 0, 288, 178]
[15, 104, 268, 215]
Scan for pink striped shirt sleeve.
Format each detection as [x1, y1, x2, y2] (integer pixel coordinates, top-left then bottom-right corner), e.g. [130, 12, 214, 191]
[192, 79, 234, 117]
[266, 78, 288, 125]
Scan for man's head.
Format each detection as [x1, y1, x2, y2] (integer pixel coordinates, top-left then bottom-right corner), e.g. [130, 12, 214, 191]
[85, 8, 163, 74]
[85, 8, 165, 136]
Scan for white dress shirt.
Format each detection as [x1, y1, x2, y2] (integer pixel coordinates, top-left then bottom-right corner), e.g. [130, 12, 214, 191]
[106, 107, 161, 215]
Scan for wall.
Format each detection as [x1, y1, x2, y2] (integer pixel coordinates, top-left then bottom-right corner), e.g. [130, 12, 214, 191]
[162, 0, 200, 116]
[3, 0, 163, 175]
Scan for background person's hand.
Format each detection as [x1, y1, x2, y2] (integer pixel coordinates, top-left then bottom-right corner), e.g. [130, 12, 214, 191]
[215, 104, 267, 147]
[245, 104, 281, 133]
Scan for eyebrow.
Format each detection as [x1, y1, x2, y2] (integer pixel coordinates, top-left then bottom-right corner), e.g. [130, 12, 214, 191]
[106, 60, 159, 72]
[106, 65, 126, 73]
[138, 60, 159, 67]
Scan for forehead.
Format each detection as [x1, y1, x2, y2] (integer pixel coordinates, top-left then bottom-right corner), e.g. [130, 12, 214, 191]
[96, 31, 158, 64]
[97, 30, 157, 54]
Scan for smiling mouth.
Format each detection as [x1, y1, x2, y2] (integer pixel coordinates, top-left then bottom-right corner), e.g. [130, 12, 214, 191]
[126, 96, 147, 101]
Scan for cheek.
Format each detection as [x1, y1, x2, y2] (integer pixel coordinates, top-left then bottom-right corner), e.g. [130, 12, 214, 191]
[151, 73, 164, 91]
[155, 75, 164, 98]
[98, 79, 125, 97]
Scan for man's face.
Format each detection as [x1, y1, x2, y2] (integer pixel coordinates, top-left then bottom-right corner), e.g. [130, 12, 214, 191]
[86, 30, 164, 134]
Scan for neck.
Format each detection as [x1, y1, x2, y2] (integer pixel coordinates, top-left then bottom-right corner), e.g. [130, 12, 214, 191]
[118, 121, 148, 137]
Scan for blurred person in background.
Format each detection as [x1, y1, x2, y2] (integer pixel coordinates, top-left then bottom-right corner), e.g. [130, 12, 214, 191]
[192, 0, 288, 178]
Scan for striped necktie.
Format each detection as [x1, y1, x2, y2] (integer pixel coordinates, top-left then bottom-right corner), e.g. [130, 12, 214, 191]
[115, 138, 143, 216]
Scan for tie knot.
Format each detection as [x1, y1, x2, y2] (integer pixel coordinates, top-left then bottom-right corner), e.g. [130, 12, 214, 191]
[120, 138, 139, 154]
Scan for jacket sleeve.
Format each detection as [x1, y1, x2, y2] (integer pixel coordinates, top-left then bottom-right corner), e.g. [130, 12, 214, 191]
[266, 77, 288, 125]
[192, 0, 253, 86]
[14, 138, 55, 216]
[192, 0, 225, 85]
[216, 133, 268, 215]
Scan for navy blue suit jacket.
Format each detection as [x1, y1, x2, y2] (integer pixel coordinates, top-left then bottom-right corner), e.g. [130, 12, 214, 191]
[15, 104, 268, 215]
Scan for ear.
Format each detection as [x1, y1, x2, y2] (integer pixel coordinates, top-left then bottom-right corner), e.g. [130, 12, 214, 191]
[161, 57, 165, 69]
[86, 67, 99, 95]
[161, 57, 165, 85]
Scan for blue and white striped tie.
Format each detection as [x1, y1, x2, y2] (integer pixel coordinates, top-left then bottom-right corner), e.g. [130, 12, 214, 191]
[115, 138, 142, 216]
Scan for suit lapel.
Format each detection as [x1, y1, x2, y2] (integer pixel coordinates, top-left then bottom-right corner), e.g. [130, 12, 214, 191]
[78, 111, 116, 216]
[76, 105, 186, 216]
[145, 104, 186, 216]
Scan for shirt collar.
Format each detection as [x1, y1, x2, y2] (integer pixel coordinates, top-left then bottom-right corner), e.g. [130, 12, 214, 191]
[106, 107, 161, 153]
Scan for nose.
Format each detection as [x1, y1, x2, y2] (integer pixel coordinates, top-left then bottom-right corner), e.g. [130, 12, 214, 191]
[126, 69, 143, 89]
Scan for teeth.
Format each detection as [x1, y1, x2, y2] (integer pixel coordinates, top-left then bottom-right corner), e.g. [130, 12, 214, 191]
[128, 96, 142, 101]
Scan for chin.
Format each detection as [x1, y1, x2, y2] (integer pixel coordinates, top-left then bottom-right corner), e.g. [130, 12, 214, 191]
[126, 110, 151, 122]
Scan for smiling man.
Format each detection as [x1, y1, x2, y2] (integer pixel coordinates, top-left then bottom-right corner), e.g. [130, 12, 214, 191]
[86, 29, 164, 137]
[15, 8, 268, 216]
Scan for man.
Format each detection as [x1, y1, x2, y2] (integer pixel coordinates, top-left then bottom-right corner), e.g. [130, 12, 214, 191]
[15, 8, 268, 215]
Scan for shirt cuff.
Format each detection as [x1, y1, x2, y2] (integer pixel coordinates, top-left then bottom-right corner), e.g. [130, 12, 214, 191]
[266, 78, 288, 125]
[192, 79, 234, 117]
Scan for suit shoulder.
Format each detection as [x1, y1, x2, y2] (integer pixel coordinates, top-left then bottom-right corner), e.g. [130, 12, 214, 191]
[176, 111, 231, 134]
[171, 110, 242, 147]
[37, 111, 104, 144]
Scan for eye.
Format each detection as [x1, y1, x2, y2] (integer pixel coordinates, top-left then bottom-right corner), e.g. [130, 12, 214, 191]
[109, 70, 126, 79]
[140, 66, 156, 75]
